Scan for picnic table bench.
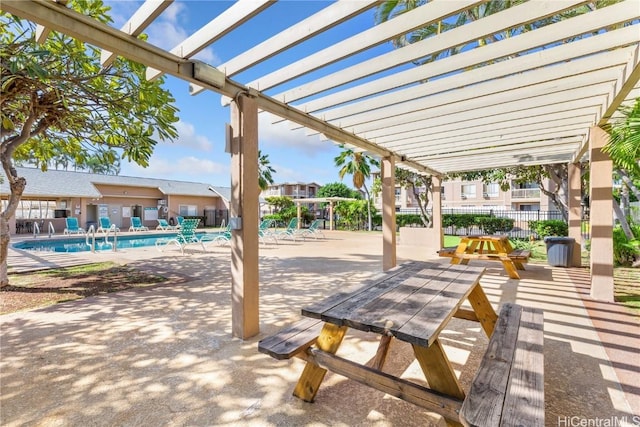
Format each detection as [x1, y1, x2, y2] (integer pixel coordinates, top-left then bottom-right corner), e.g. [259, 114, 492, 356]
[438, 235, 531, 279]
[258, 261, 544, 426]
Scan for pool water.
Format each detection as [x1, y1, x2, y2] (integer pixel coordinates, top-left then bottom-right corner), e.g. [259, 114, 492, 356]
[13, 232, 221, 253]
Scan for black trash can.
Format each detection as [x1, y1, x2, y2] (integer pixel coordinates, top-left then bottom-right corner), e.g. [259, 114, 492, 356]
[544, 236, 575, 267]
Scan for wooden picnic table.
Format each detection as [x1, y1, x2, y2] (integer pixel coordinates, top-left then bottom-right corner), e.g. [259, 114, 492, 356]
[259, 260, 545, 426]
[294, 261, 497, 424]
[440, 235, 530, 279]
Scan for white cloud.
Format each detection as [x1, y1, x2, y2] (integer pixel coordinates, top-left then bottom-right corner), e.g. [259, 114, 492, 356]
[164, 120, 214, 152]
[192, 47, 220, 65]
[174, 156, 228, 176]
[270, 163, 305, 183]
[258, 112, 336, 157]
[123, 156, 228, 181]
[106, 1, 220, 66]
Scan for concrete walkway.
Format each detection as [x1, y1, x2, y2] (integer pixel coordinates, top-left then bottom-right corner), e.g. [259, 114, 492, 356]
[1, 231, 638, 426]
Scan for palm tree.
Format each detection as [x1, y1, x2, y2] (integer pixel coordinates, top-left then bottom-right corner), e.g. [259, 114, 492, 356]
[258, 150, 276, 191]
[334, 147, 378, 231]
[603, 99, 640, 177]
[602, 98, 640, 241]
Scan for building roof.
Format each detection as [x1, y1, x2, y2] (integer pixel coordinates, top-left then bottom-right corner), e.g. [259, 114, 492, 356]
[0, 167, 230, 199]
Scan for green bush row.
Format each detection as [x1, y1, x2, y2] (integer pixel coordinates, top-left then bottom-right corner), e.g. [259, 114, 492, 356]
[528, 220, 568, 238]
[396, 213, 514, 234]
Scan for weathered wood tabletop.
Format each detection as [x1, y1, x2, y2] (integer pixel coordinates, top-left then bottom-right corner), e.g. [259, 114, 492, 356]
[294, 261, 498, 425]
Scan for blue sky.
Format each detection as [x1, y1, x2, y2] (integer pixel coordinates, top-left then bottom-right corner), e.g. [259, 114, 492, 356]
[107, 1, 382, 188]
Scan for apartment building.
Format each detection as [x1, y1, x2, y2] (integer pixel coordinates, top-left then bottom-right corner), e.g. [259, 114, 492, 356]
[260, 182, 322, 216]
[371, 173, 557, 212]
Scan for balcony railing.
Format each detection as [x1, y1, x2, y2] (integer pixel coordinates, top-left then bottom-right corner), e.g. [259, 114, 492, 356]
[511, 188, 541, 199]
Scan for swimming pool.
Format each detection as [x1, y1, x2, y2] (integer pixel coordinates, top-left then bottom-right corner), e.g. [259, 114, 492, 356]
[13, 232, 222, 253]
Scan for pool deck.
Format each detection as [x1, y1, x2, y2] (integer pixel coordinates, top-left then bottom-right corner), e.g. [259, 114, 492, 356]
[2, 230, 639, 426]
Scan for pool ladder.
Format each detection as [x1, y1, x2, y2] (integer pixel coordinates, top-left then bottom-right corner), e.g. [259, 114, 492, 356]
[85, 225, 118, 253]
[32, 221, 56, 238]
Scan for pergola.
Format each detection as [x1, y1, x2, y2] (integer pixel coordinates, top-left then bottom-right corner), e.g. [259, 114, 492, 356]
[291, 197, 357, 231]
[3, 0, 638, 338]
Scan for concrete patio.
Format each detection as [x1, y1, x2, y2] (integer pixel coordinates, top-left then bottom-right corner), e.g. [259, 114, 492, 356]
[1, 231, 638, 426]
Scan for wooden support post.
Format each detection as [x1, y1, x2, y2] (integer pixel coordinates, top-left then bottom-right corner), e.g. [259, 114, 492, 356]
[381, 156, 396, 271]
[568, 162, 583, 267]
[230, 94, 260, 339]
[467, 283, 498, 337]
[369, 335, 393, 370]
[413, 340, 465, 401]
[329, 202, 334, 231]
[588, 126, 614, 302]
[293, 323, 347, 402]
[431, 176, 444, 251]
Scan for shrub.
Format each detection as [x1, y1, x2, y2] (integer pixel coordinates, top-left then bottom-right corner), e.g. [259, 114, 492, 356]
[396, 214, 422, 227]
[529, 220, 568, 238]
[475, 217, 514, 234]
[613, 225, 640, 266]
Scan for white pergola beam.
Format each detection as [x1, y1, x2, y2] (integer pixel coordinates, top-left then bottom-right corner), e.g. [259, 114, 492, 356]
[572, 43, 640, 162]
[34, 0, 68, 44]
[280, 0, 616, 108]
[243, 0, 485, 92]
[366, 95, 604, 143]
[191, 1, 380, 97]
[334, 67, 620, 133]
[348, 83, 614, 136]
[415, 138, 582, 161]
[319, 47, 632, 125]
[146, 0, 274, 81]
[101, 0, 174, 68]
[291, 5, 638, 131]
[397, 127, 590, 157]
[224, 0, 378, 78]
[424, 147, 578, 172]
[374, 107, 600, 146]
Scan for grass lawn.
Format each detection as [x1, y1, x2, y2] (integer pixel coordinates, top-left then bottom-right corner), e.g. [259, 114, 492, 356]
[443, 235, 639, 315]
[1, 262, 167, 315]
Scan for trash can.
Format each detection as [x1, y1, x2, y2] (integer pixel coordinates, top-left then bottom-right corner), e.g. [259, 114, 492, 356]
[544, 236, 575, 267]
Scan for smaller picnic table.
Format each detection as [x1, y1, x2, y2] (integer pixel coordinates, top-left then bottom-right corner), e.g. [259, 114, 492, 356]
[441, 235, 530, 279]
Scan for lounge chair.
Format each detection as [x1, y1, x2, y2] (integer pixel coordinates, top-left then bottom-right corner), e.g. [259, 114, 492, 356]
[128, 216, 149, 232]
[176, 216, 185, 229]
[156, 218, 176, 231]
[97, 217, 120, 234]
[64, 217, 86, 235]
[275, 217, 299, 241]
[299, 219, 325, 240]
[258, 219, 278, 244]
[200, 222, 232, 247]
[156, 218, 205, 254]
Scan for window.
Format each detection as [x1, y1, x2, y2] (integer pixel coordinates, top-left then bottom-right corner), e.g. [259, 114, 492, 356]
[2, 199, 56, 219]
[484, 183, 499, 197]
[513, 181, 537, 189]
[518, 204, 540, 211]
[179, 205, 198, 216]
[461, 184, 476, 199]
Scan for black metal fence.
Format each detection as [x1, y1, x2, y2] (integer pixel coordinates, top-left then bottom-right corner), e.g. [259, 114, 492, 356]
[397, 208, 574, 240]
